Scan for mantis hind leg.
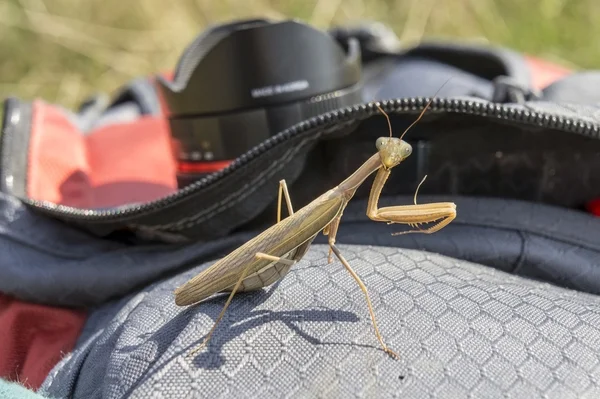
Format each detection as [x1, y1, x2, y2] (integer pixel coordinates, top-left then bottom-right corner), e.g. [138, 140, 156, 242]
[255, 252, 296, 266]
[188, 252, 297, 358]
[187, 260, 254, 358]
[329, 243, 399, 359]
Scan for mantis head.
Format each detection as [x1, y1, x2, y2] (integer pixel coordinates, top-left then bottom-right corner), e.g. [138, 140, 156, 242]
[376, 137, 412, 170]
[374, 103, 414, 170]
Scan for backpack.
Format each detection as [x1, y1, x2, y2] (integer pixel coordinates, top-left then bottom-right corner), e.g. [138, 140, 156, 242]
[2, 20, 600, 399]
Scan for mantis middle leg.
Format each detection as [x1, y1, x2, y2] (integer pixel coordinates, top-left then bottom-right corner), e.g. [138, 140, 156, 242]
[322, 216, 341, 264]
[277, 179, 294, 223]
[329, 243, 399, 359]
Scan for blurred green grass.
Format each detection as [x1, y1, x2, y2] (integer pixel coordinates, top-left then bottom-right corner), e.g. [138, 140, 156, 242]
[1, 0, 599, 110]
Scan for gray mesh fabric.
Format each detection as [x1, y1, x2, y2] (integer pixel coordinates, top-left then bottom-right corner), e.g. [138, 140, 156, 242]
[40, 244, 600, 399]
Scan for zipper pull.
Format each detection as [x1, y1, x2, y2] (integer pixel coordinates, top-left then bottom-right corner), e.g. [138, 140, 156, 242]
[491, 76, 542, 104]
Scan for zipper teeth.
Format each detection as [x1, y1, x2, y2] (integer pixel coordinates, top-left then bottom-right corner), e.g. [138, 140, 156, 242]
[23, 97, 600, 220]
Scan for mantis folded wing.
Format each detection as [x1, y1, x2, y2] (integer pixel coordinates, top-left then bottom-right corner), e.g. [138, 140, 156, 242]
[175, 98, 457, 360]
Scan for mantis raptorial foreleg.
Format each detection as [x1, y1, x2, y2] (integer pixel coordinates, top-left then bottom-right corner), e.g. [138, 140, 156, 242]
[366, 166, 456, 235]
[329, 243, 399, 359]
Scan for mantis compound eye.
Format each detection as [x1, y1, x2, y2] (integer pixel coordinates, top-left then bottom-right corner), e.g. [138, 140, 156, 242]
[376, 137, 387, 150]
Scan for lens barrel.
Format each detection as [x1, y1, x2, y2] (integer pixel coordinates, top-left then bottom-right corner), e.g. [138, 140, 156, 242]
[156, 18, 363, 185]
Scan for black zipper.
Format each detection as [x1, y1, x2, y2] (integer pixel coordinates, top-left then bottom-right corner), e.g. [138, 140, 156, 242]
[17, 97, 600, 221]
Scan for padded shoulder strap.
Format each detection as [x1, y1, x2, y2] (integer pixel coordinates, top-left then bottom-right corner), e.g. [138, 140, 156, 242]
[40, 243, 600, 399]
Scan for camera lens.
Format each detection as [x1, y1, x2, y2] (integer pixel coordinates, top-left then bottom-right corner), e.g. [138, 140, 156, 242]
[156, 18, 363, 186]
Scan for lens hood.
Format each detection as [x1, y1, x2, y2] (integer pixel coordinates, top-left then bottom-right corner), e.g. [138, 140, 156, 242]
[155, 18, 362, 176]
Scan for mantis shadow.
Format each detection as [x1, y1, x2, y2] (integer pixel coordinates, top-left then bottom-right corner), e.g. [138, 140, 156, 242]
[185, 281, 363, 369]
[121, 282, 365, 396]
[190, 306, 360, 369]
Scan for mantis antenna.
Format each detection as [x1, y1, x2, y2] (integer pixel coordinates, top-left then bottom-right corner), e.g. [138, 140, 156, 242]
[376, 104, 394, 138]
[399, 77, 454, 141]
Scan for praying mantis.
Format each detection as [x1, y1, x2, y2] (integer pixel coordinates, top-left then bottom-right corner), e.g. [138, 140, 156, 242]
[174, 97, 457, 360]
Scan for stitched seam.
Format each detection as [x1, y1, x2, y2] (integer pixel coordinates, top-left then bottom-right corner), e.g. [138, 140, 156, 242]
[343, 196, 600, 252]
[512, 230, 527, 275]
[450, 218, 600, 253]
[140, 134, 319, 231]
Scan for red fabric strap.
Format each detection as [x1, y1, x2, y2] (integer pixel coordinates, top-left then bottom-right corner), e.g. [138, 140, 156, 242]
[1, 100, 178, 389]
